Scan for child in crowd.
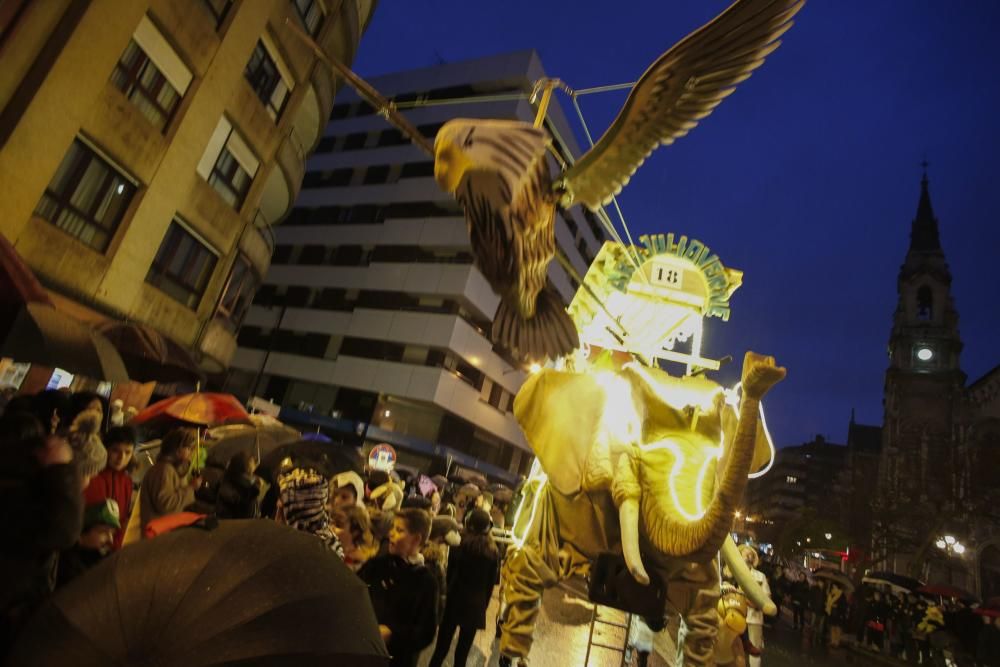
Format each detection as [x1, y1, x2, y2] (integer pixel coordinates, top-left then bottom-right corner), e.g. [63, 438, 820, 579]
[215, 451, 261, 519]
[331, 504, 376, 571]
[358, 508, 438, 667]
[330, 470, 366, 510]
[83, 426, 136, 550]
[57, 498, 120, 587]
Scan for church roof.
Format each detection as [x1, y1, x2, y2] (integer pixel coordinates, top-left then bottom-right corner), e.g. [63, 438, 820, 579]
[910, 172, 942, 253]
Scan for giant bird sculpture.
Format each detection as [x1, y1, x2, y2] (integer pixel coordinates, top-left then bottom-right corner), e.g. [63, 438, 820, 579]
[434, 0, 804, 362]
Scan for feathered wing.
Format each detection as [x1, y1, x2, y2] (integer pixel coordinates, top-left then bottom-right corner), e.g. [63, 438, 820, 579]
[558, 0, 804, 210]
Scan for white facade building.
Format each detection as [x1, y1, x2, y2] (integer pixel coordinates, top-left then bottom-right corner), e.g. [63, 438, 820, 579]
[227, 50, 608, 480]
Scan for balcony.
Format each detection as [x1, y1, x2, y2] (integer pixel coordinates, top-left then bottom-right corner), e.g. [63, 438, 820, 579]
[257, 130, 305, 226]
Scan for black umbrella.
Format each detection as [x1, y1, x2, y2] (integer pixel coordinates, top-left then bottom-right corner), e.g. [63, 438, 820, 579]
[257, 438, 364, 482]
[205, 421, 301, 468]
[862, 571, 924, 591]
[9, 520, 389, 666]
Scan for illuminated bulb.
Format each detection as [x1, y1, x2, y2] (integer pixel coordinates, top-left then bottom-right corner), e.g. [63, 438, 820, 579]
[945, 535, 956, 545]
[916, 347, 933, 361]
[116, 183, 124, 195]
[825, 533, 832, 540]
[953, 543, 966, 555]
[936, 539, 947, 549]
[734, 511, 742, 519]
[529, 363, 542, 374]
[469, 356, 480, 366]
[806, 537, 811, 543]
[383, 410, 391, 418]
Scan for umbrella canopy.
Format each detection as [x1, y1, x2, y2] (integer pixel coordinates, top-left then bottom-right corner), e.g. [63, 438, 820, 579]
[0, 302, 129, 382]
[97, 321, 203, 384]
[451, 468, 488, 488]
[812, 569, 855, 592]
[8, 520, 389, 666]
[133, 393, 251, 428]
[916, 584, 979, 602]
[488, 483, 513, 503]
[205, 421, 301, 468]
[257, 439, 364, 482]
[862, 571, 924, 592]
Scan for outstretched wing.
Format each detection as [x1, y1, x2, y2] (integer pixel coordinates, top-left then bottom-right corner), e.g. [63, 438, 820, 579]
[558, 0, 804, 211]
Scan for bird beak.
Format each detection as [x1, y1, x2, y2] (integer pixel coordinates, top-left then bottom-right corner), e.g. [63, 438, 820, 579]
[434, 140, 473, 194]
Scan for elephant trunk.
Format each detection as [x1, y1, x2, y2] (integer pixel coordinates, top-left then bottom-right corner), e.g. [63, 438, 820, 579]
[614, 392, 764, 568]
[720, 534, 776, 616]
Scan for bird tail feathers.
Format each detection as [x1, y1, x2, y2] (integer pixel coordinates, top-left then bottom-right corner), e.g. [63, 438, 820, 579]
[492, 288, 579, 362]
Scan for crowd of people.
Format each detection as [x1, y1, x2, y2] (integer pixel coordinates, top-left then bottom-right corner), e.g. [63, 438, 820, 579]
[764, 563, 1000, 665]
[0, 387, 503, 667]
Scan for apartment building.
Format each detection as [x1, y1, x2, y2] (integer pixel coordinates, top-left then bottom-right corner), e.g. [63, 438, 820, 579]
[0, 0, 375, 381]
[227, 50, 609, 479]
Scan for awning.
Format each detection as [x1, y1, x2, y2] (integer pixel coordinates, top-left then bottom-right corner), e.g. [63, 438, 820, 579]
[96, 321, 204, 384]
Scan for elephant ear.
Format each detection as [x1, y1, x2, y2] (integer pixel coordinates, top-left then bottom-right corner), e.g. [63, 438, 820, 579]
[513, 368, 606, 496]
[721, 400, 773, 475]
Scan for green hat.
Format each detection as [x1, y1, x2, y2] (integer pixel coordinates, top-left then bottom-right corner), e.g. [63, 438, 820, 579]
[84, 498, 121, 530]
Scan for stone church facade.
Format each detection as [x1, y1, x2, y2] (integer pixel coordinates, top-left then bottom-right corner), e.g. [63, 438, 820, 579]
[873, 172, 1000, 597]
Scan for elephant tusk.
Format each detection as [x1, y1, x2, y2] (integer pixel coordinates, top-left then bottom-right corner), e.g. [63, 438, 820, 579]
[619, 499, 650, 586]
[721, 535, 776, 616]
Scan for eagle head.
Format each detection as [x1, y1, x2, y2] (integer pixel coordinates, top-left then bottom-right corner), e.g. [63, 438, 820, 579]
[434, 119, 550, 195]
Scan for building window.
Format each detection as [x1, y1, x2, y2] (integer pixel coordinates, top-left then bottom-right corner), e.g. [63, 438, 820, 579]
[217, 254, 259, 331]
[342, 133, 366, 150]
[147, 220, 218, 309]
[786, 475, 798, 485]
[291, 0, 324, 36]
[245, 40, 291, 121]
[363, 165, 390, 185]
[201, 0, 232, 28]
[34, 139, 137, 252]
[917, 285, 933, 321]
[111, 40, 181, 131]
[400, 162, 435, 179]
[197, 117, 259, 209]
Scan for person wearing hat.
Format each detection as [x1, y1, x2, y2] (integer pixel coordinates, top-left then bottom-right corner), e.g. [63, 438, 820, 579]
[330, 470, 366, 510]
[428, 509, 500, 667]
[738, 544, 770, 667]
[56, 498, 120, 588]
[68, 408, 108, 492]
[276, 467, 344, 558]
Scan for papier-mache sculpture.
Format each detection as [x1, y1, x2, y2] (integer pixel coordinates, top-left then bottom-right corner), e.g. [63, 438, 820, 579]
[434, 0, 805, 362]
[496, 232, 786, 666]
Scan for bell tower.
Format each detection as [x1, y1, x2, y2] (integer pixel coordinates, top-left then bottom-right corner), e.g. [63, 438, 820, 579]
[880, 167, 965, 505]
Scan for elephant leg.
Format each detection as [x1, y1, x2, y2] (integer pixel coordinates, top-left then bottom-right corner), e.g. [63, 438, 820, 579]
[499, 543, 560, 659]
[668, 558, 720, 666]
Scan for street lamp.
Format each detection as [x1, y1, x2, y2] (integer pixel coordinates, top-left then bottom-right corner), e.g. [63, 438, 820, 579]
[936, 535, 966, 557]
[825, 533, 832, 540]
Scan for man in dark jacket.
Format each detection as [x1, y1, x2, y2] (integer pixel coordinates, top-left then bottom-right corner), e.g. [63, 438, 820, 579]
[0, 412, 83, 659]
[358, 508, 438, 667]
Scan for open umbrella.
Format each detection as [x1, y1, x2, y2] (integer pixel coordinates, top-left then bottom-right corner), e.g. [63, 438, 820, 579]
[862, 571, 924, 592]
[257, 438, 364, 482]
[205, 421, 301, 468]
[8, 520, 389, 665]
[812, 569, 855, 592]
[97, 321, 203, 384]
[133, 392, 250, 428]
[916, 584, 979, 602]
[488, 483, 514, 503]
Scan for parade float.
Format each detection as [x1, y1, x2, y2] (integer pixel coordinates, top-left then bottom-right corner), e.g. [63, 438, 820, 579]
[290, 0, 803, 662]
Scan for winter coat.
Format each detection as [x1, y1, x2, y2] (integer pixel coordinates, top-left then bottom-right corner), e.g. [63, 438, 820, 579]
[215, 473, 260, 519]
[442, 544, 499, 630]
[139, 458, 194, 531]
[0, 462, 82, 658]
[83, 467, 133, 550]
[358, 554, 439, 667]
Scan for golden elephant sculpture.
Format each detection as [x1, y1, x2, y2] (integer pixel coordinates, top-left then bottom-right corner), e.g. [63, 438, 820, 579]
[498, 352, 785, 665]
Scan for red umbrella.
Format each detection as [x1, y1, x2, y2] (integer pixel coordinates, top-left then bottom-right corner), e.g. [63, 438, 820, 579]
[916, 584, 979, 602]
[132, 393, 250, 428]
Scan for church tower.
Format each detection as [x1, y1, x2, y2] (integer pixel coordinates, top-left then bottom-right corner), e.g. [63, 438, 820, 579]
[880, 169, 965, 508]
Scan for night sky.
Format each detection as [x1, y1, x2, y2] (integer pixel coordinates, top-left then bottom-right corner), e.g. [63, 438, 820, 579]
[350, 1, 1000, 447]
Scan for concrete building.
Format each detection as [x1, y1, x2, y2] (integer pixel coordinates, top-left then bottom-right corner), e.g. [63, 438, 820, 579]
[0, 0, 376, 381]
[744, 434, 849, 550]
[227, 50, 609, 481]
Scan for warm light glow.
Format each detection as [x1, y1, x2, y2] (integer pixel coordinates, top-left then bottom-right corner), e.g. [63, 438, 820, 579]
[529, 363, 542, 374]
[806, 537, 811, 543]
[510, 459, 548, 549]
[383, 410, 391, 418]
[916, 347, 934, 361]
[469, 356, 481, 366]
[825, 533, 832, 540]
[945, 535, 956, 545]
[936, 539, 947, 549]
[953, 543, 966, 555]
[734, 511, 742, 519]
